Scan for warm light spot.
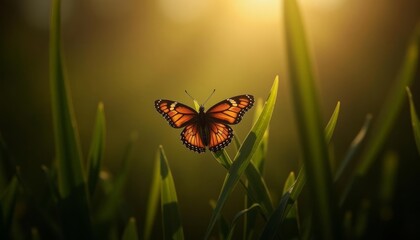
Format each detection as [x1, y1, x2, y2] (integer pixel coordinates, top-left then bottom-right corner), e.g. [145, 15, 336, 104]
[300, 0, 346, 10]
[100, 170, 111, 180]
[233, 0, 345, 22]
[233, 0, 280, 23]
[159, 0, 210, 22]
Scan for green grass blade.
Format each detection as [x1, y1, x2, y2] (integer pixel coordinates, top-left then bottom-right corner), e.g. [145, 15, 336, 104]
[193, 99, 200, 112]
[96, 134, 137, 223]
[378, 152, 398, 221]
[212, 150, 232, 170]
[233, 135, 242, 152]
[281, 172, 299, 239]
[0, 176, 19, 240]
[356, 23, 419, 176]
[87, 102, 106, 195]
[122, 218, 139, 240]
[227, 204, 261, 240]
[41, 165, 60, 203]
[244, 162, 273, 216]
[205, 76, 278, 239]
[159, 146, 184, 240]
[50, 0, 86, 199]
[406, 87, 420, 155]
[212, 150, 273, 219]
[325, 102, 340, 143]
[209, 200, 230, 240]
[283, 172, 297, 218]
[335, 115, 372, 184]
[234, 113, 274, 218]
[250, 99, 269, 172]
[244, 138, 270, 240]
[49, 0, 92, 238]
[260, 103, 340, 239]
[259, 191, 292, 240]
[337, 115, 372, 207]
[284, 0, 338, 238]
[259, 170, 305, 240]
[143, 150, 161, 240]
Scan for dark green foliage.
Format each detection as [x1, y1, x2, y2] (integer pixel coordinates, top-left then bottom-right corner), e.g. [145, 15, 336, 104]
[122, 218, 139, 240]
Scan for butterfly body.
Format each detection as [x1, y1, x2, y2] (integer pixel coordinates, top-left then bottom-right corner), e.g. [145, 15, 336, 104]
[155, 95, 254, 153]
[197, 106, 210, 146]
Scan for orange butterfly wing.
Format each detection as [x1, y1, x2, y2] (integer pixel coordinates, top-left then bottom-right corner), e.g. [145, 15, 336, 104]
[181, 122, 206, 153]
[206, 95, 254, 125]
[155, 100, 197, 128]
[156, 94, 254, 153]
[206, 95, 254, 152]
[207, 122, 233, 152]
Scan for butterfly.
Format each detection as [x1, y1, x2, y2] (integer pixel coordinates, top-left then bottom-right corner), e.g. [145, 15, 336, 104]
[155, 94, 254, 153]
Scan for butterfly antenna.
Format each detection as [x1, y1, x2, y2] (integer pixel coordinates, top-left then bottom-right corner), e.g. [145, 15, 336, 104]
[185, 90, 196, 101]
[203, 89, 216, 106]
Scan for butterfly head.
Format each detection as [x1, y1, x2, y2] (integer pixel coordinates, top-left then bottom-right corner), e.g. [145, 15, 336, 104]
[198, 105, 206, 113]
[185, 89, 215, 112]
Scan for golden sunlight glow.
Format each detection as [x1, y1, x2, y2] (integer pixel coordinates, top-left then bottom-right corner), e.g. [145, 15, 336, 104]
[300, 0, 345, 9]
[233, 0, 345, 23]
[233, 0, 280, 23]
[159, 0, 211, 22]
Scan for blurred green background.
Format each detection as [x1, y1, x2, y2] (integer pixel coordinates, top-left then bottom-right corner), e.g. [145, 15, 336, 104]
[1, 0, 420, 238]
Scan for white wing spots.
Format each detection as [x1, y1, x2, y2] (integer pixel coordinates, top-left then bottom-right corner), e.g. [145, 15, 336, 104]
[228, 98, 238, 107]
[169, 102, 178, 111]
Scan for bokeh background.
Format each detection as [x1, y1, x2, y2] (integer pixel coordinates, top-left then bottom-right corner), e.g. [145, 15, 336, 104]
[1, 0, 420, 238]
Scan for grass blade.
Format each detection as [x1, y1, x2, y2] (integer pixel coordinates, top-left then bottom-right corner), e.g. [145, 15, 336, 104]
[205, 76, 278, 239]
[250, 98, 270, 172]
[244, 162, 273, 216]
[227, 204, 261, 240]
[143, 150, 161, 240]
[378, 151, 398, 221]
[280, 172, 299, 239]
[406, 87, 420, 155]
[336, 115, 372, 206]
[212, 150, 232, 170]
[41, 165, 60, 203]
[212, 149, 273, 234]
[0, 176, 19, 240]
[335, 115, 372, 184]
[244, 102, 271, 240]
[159, 146, 184, 240]
[356, 23, 419, 176]
[49, 0, 92, 238]
[284, 0, 338, 238]
[87, 102, 106, 194]
[260, 102, 340, 239]
[209, 200, 230, 240]
[325, 102, 340, 143]
[213, 150, 273, 217]
[259, 170, 304, 240]
[93, 134, 136, 239]
[96, 134, 137, 223]
[50, 0, 86, 199]
[340, 24, 420, 209]
[122, 217, 139, 240]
